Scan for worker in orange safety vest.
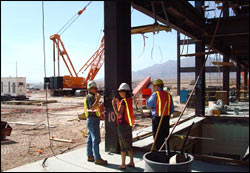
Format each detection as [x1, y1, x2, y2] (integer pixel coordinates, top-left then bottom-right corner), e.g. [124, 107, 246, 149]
[146, 79, 174, 151]
[112, 83, 135, 169]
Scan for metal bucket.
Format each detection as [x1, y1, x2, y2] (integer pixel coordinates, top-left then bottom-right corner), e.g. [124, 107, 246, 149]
[143, 151, 194, 172]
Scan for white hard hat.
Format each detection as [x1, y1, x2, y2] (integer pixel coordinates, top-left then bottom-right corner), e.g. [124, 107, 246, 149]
[87, 81, 97, 90]
[118, 83, 130, 91]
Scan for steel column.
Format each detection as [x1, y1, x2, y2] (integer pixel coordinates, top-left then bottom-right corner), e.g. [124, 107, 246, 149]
[195, 0, 205, 116]
[104, 1, 131, 154]
[244, 67, 248, 90]
[223, 56, 230, 105]
[222, 4, 230, 105]
[177, 31, 181, 96]
[236, 61, 241, 99]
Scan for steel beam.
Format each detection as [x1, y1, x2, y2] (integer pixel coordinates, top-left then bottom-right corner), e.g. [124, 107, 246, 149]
[131, 0, 206, 41]
[180, 39, 195, 45]
[207, 15, 249, 37]
[195, 0, 205, 117]
[180, 66, 238, 73]
[104, 1, 131, 154]
[131, 0, 249, 69]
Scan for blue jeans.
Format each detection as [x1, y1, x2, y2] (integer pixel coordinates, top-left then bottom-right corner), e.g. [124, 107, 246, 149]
[86, 117, 101, 160]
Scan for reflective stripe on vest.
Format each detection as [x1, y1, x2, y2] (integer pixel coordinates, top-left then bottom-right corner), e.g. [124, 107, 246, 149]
[123, 98, 133, 126]
[156, 91, 171, 116]
[84, 97, 101, 118]
[156, 91, 162, 116]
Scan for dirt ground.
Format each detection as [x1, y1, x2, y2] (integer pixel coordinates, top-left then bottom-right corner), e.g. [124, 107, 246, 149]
[1, 90, 91, 171]
[1, 87, 193, 171]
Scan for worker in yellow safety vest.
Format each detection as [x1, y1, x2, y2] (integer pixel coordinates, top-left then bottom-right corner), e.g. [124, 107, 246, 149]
[146, 79, 174, 151]
[84, 80, 108, 165]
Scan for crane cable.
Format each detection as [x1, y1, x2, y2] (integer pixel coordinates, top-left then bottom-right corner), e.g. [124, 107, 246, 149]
[57, 1, 92, 36]
[159, 4, 225, 151]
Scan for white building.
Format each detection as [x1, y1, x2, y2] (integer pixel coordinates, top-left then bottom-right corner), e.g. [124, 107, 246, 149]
[1, 77, 27, 97]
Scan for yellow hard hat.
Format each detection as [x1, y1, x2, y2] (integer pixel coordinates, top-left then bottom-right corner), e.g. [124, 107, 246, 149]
[154, 79, 164, 86]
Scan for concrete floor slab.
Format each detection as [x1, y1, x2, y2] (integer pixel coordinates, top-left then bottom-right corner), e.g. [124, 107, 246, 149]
[6, 141, 249, 172]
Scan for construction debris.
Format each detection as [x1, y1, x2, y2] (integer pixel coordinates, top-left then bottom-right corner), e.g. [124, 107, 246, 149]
[1, 121, 12, 140]
[2, 100, 57, 105]
[50, 137, 73, 143]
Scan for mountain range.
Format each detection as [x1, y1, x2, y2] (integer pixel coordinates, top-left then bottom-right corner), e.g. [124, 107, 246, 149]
[132, 57, 208, 80]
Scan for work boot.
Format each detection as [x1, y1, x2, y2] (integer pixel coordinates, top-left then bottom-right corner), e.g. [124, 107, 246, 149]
[87, 155, 94, 162]
[95, 158, 108, 165]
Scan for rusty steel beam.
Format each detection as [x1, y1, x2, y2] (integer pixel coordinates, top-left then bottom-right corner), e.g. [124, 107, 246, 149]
[131, 0, 207, 41]
[132, 0, 249, 69]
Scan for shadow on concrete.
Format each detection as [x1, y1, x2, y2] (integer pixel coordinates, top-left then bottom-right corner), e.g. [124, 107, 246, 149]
[192, 160, 249, 172]
[105, 163, 144, 172]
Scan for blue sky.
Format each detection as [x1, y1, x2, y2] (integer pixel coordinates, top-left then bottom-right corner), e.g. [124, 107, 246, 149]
[1, 1, 182, 83]
[1, 1, 226, 83]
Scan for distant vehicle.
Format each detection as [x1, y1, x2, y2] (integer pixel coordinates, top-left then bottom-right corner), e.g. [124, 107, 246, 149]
[1, 77, 27, 100]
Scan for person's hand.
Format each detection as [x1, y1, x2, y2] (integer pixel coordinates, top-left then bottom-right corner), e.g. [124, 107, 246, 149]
[96, 93, 101, 101]
[112, 98, 117, 107]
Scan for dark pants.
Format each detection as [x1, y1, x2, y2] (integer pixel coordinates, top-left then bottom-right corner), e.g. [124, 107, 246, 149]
[152, 116, 170, 151]
[117, 124, 133, 152]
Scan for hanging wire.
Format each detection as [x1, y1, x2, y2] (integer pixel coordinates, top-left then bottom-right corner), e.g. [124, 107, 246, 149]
[41, 2, 59, 170]
[151, 33, 155, 60]
[42, 1, 46, 78]
[158, 46, 163, 62]
[40, 2, 101, 170]
[137, 33, 148, 58]
[161, 1, 170, 27]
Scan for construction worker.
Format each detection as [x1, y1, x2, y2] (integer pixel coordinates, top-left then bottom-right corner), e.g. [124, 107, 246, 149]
[146, 79, 174, 151]
[112, 83, 135, 170]
[84, 80, 108, 165]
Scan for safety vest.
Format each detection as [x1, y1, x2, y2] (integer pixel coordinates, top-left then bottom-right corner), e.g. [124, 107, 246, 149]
[156, 91, 172, 116]
[83, 96, 101, 118]
[117, 98, 135, 126]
